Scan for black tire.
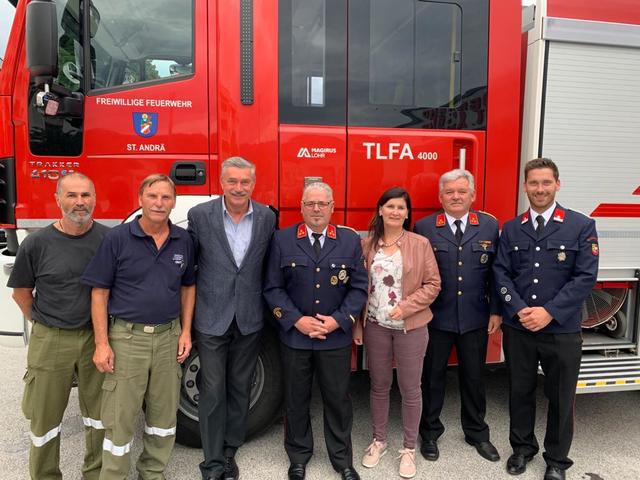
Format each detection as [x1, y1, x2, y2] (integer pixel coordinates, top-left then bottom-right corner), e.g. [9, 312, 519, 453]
[176, 329, 283, 448]
[603, 311, 627, 339]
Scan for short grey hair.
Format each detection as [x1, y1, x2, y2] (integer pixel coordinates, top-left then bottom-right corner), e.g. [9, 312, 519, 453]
[220, 156, 256, 181]
[302, 182, 333, 202]
[439, 169, 475, 193]
[56, 172, 94, 195]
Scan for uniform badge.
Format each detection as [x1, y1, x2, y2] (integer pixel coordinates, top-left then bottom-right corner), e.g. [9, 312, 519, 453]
[327, 224, 337, 239]
[469, 212, 479, 225]
[478, 240, 492, 251]
[296, 224, 306, 239]
[500, 287, 507, 295]
[436, 214, 446, 227]
[557, 252, 566, 262]
[592, 244, 599, 256]
[480, 253, 489, 264]
[338, 269, 347, 281]
[273, 307, 283, 319]
[330, 275, 338, 285]
[552, 208, 565, 223]
[343, 275, 350, 284]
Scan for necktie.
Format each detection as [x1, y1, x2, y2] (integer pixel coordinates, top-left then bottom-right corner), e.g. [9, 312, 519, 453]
[536, 215, 545, 237]
[454, 219, 463, 245]
[312, 233, 322, 257]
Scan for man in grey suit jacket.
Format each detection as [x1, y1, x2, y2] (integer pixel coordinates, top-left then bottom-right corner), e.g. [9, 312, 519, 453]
[187, 157, 276, 480]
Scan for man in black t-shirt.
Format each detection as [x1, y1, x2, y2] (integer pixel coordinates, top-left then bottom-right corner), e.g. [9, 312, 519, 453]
[8, 173, 109, 480]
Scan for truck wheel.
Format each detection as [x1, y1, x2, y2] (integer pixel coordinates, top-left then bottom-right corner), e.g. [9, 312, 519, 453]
[176, 330, 283, 448]
[603, 311, 627, 339]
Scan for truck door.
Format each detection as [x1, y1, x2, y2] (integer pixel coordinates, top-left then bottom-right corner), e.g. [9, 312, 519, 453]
[15, 0, 209, 225]
[278, 0, 490, 228]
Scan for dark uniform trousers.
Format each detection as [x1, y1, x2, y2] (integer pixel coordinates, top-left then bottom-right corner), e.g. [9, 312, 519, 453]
[195, 320, 262, 478]
[420, 326, 489, 443]
[280, 344, 353, 471]
[503, 325, 581, 470]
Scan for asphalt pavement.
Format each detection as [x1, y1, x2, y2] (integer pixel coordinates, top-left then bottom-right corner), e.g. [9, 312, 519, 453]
[1, 343, 638, 480]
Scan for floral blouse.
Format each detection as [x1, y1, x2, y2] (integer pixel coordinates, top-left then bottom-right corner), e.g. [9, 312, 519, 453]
[366, 248, 404, 330]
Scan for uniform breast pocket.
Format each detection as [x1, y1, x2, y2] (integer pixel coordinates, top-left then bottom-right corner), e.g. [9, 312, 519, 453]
[471, 242, 496, 269]
[328, 257, 353, 287]
[281, 256, 308, 282]
[508, 241, 530, 268]
[431, 243, 451, 273]
[546, 240, 578, 268]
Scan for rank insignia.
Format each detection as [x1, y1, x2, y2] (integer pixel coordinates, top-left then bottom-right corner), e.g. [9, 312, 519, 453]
[469, 212, 479, 225]
[478, 240, 492, 251]
[330, 275, 338, 285]
[552, 208, 565, 223]
[338, 269, 347, 281]
[557, 252, 566, 262]
[273, 307, 283, 319]
[436, 214, 446, 227]
[327, 224, 337, 239]
[521, 211, 530, 224]
[297, 224, 307, 238]
[480, 253, 489, 264]
[592, 244, 599, 256]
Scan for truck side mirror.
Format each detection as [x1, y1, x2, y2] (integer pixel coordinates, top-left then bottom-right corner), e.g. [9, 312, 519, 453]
[26, 0, 58, 87]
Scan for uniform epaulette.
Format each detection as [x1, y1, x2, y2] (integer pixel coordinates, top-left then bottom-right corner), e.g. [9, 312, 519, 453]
[477, 210, 497, 221]
[337, 225, 357, 233]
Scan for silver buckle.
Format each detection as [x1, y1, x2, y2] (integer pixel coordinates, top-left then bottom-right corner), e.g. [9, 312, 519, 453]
[143, 325, 155, 333]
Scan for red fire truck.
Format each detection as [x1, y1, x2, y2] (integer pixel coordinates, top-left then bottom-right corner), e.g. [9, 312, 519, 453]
[1, 0, 639, 446]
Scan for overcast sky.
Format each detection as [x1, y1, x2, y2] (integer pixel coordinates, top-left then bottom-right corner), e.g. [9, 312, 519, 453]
[0, 2, 16, 63]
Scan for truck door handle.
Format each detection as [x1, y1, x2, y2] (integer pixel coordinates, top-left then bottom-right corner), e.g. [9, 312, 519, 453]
[169, 162, 206, 185]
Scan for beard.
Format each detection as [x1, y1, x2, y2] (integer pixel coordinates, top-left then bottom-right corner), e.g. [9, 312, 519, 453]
[64, 207, 93, 225]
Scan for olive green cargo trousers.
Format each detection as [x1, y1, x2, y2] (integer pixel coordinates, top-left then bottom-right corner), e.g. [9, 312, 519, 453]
[22, 321, 104, 480]
[99, 317, 182, 480]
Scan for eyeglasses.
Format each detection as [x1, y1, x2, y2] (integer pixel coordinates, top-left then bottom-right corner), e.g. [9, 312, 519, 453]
[302, 201, 333, 210]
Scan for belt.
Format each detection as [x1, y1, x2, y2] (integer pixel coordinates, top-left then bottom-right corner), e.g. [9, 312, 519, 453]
[111, 316, 175, 334]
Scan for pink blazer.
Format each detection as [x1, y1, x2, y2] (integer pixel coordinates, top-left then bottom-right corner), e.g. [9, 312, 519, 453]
[354, 230, 441, 339]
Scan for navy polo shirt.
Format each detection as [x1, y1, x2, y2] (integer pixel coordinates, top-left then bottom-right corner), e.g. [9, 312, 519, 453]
[82, 216, 196, 325]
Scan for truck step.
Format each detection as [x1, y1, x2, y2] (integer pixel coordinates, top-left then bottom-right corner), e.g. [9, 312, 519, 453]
[576, 355, 640, 393]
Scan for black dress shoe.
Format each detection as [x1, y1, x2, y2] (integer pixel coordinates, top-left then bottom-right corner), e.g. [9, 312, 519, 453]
[465, 439, 500, 462]
[544, 466, 566, 480]
[339, 466, 361, 480]
[420, 440, 439, 461]
[506, 453, 533, 475]
[222, 456, 239, 480]
[288, 463, 306, 480]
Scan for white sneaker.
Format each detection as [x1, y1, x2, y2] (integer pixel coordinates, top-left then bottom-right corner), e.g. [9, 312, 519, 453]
[397, 448, 416, 478]
[362, 439, 388, 468]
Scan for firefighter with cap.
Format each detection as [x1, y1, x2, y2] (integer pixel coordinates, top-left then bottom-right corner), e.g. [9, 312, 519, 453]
[8, 172, 109, 480]
[415, 168, 501, 464]
[263, 182, 368, 480]
[493, 158, 599, 480]
[82, 173, 196, 480]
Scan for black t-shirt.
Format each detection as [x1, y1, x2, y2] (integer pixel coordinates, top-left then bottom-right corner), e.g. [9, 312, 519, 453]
[7, 222, 110, 329]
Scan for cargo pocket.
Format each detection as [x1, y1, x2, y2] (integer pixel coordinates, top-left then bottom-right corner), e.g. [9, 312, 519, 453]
[21, 370, 36, 420]
[100, 379, 117, 430]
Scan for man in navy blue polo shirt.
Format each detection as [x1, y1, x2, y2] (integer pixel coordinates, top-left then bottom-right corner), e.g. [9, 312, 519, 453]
[82, 174, 196, 480]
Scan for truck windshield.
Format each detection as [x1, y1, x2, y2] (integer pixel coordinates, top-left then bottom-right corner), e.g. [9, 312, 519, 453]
[0, 1, 16, 70]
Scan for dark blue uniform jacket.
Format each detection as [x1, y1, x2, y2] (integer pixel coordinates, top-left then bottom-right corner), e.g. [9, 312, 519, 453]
[415, 210, 500, 334]
[263, 223, 368, 350]
[492, 204, 599, 333]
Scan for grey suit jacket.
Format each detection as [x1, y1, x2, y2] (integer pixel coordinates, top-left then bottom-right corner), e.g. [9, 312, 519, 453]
[187, 197, 276, 336]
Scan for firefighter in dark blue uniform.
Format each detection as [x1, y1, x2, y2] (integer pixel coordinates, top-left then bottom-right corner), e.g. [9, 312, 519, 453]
[264, 182, 367, 480]
[415, 169, 501, 464]
[493, 158, 598, 480]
